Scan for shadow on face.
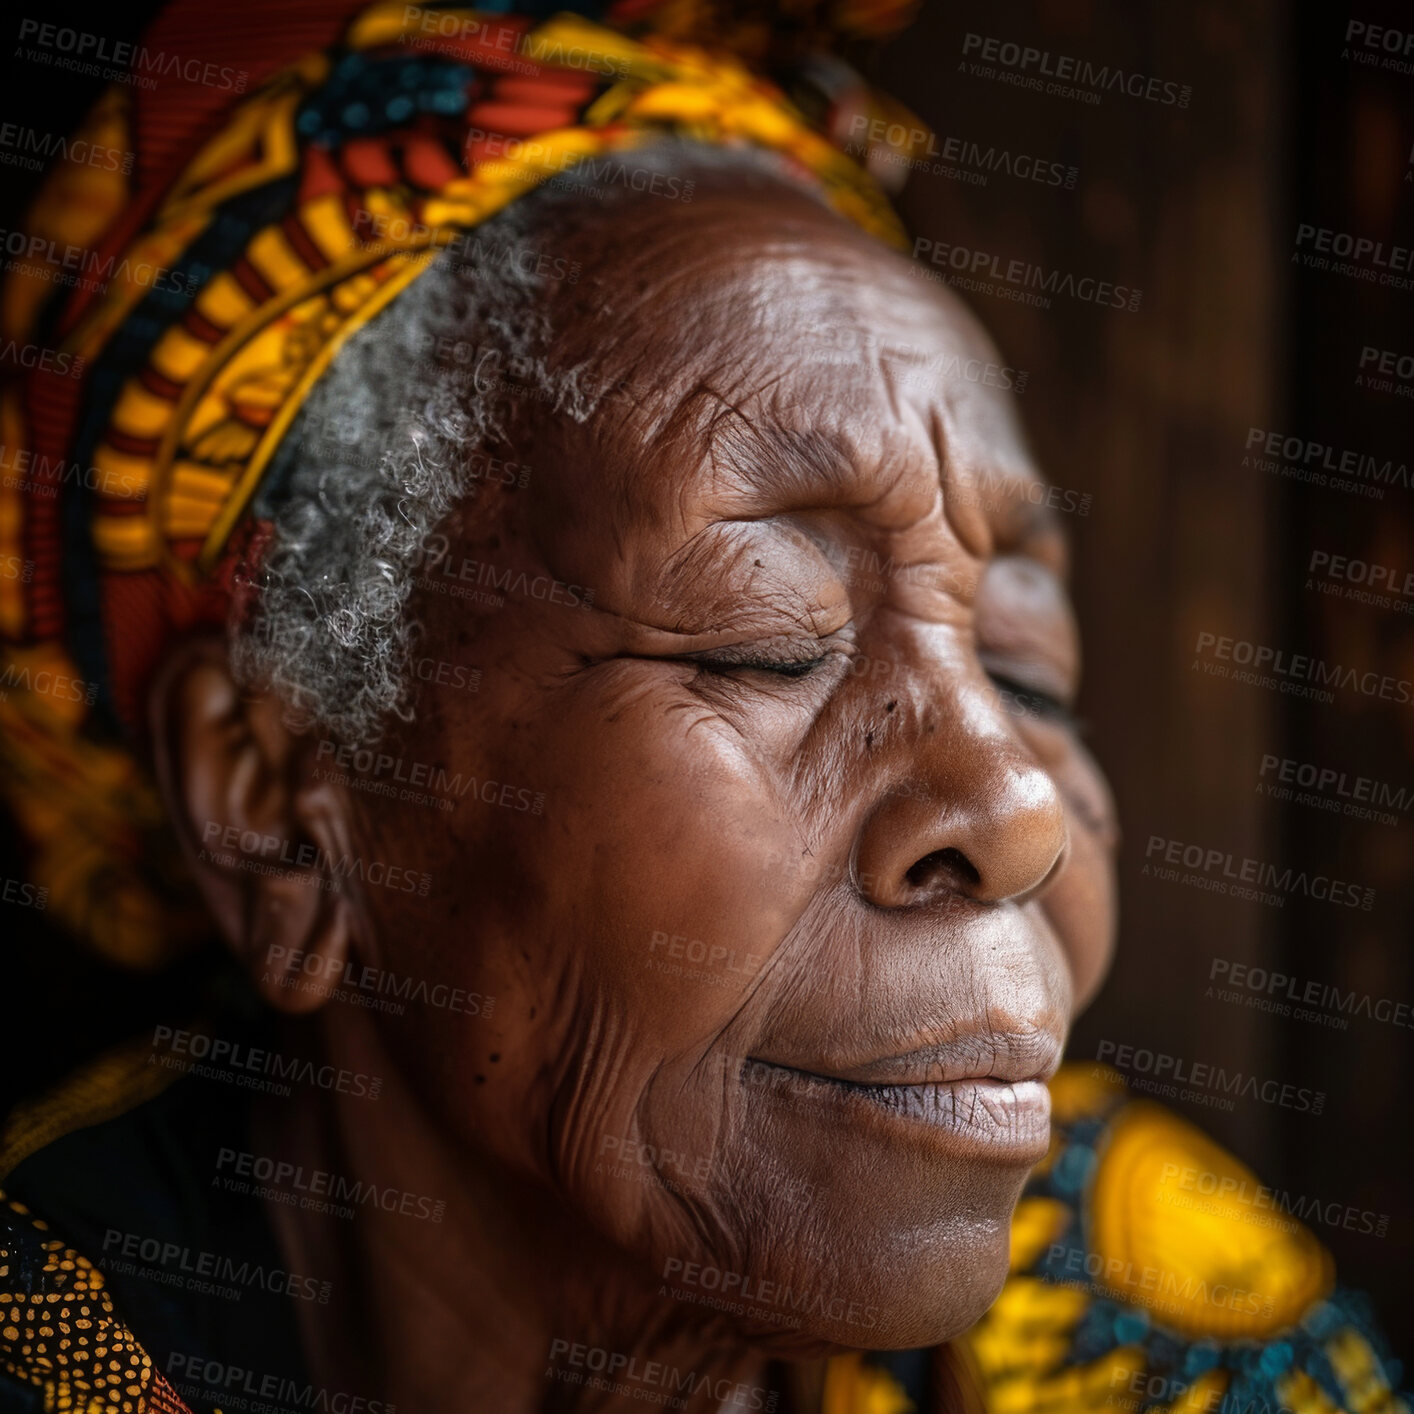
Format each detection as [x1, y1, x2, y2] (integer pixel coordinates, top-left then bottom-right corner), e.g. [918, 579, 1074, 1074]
[161, 151, 1120, 1353]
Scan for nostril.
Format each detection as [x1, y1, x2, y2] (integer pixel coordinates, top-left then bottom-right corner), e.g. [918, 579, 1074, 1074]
[905, 847, 981, 893]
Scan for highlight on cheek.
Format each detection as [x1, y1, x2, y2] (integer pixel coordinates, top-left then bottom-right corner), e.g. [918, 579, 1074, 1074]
[0, 5, 1405, 1414]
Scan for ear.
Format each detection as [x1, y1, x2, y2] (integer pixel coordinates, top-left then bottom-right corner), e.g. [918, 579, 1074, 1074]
[148, 633, 366, 1014]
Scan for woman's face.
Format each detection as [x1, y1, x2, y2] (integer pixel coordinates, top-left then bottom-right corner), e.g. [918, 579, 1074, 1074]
[342, 174, 1119, 1350]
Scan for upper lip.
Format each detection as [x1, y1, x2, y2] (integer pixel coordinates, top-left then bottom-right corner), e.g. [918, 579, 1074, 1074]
[754, 1024, 1065, 1090]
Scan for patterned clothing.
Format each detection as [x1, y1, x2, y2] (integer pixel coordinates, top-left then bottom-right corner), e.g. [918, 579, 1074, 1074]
[1, 1057, 1406, 1413]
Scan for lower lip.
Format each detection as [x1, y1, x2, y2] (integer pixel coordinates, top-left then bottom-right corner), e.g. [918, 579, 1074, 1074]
[743, 1061, 1052, 1164]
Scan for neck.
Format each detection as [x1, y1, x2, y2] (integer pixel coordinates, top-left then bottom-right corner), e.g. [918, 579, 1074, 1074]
[251, 1005, 788, 1414]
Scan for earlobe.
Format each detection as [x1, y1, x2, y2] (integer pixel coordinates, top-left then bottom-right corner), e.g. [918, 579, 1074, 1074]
[147, 633, 364, 1014]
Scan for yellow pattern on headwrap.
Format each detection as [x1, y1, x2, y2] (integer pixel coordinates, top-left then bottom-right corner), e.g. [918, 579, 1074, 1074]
[0, 0, 914, 967]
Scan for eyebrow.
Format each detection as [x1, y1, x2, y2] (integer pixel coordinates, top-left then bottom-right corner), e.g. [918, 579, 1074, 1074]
[688, 387, 880, 511]
[978, 483, 1069, 579]
[1004, 488, 1064, 545]
[658, 381, 1067, 562]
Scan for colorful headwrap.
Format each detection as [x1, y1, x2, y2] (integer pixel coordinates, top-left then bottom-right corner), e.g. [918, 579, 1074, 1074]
[0, 0, 924, 967]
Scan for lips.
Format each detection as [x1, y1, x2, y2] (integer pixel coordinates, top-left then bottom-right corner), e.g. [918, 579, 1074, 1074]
[740, 1059, 1054, 1163]
[749, 1022, 1065, 1091]
[741, 1024, 1063, 1163]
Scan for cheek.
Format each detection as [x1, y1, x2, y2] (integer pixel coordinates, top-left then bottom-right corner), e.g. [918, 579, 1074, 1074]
[1044, 774, 1119, 1011]
[1010, 723, 1117, 1013]
[395, 669, 833, 1220]
[527, 671, 819, 1008]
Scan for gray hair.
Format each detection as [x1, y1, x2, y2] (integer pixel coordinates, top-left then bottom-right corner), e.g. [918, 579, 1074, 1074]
[230, 142, 834, 744]
[230, 192, 579, 744]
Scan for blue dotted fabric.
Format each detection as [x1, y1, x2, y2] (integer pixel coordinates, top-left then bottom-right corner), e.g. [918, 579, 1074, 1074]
[1020, 1114, 1408, 1412]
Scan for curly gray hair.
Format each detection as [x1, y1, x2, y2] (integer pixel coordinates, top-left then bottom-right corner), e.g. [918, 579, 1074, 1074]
[230, 190, 586, 743]
[230, 142, 832, 744]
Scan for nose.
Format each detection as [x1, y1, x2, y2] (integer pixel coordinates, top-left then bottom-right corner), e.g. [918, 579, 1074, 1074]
[854, 677, 1069, 910]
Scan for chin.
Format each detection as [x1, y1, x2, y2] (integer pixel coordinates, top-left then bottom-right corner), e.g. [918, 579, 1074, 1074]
[656, 1165, 1026, 1354]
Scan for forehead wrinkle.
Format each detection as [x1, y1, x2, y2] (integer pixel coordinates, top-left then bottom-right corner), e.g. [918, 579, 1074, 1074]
[579, 239, 850, 428]
[918, 377, 1063, 568]
[604, 363, 926, 532]
[560, 217, 929, 507]
[931, 401, 991, 562]
[857, 278, 1069, 563]
[693, 359, 951, 521]
[698, 390, 866, 511]
[559, 206, 1065, 563]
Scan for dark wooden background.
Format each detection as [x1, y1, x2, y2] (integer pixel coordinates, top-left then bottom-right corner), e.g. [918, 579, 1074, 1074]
[3, 0, 1411, 1361]
[880, 0, 1414, 1356]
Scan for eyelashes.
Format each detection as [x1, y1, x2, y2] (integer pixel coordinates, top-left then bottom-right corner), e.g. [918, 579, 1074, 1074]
[690, 654, 829, 679]
[666, 651, 1077, 727]
[985, 671, 1078, 728]
[676, 631, 848, 681]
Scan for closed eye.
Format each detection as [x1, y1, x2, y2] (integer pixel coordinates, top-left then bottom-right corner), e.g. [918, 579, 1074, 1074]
[986, 671, 1078, 728]
[689, 654, 829, 679]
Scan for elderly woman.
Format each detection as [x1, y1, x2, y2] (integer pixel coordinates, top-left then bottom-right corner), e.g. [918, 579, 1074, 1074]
[0, 3, 1404, 1413]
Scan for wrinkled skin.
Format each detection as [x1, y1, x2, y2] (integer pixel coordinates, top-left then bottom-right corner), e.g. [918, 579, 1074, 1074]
[153, 161, 1119, 1411]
